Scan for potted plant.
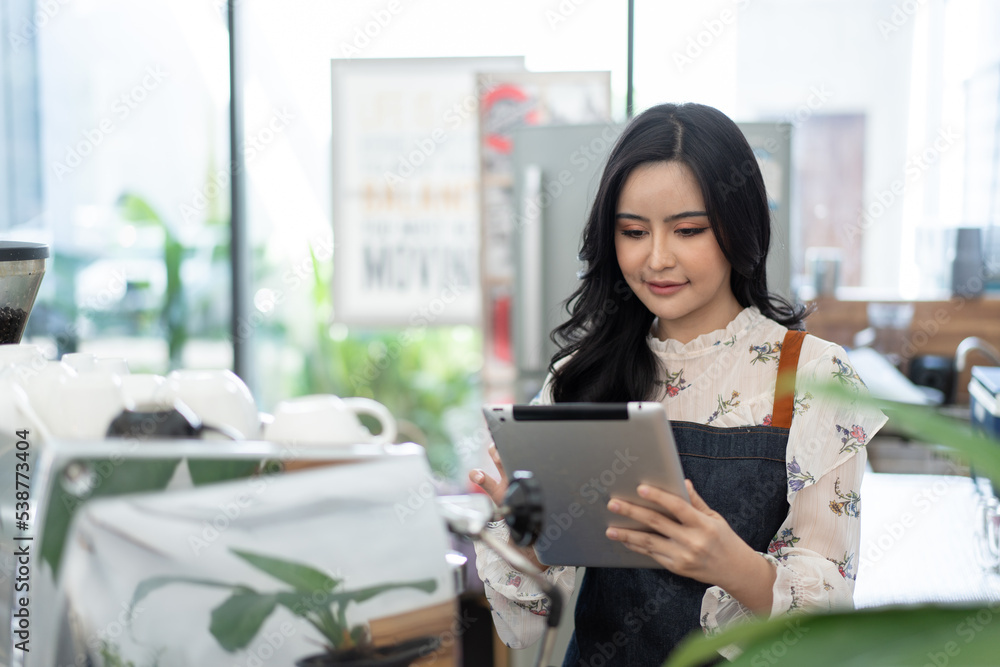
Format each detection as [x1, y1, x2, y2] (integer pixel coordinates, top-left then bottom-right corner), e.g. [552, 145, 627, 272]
[131, 547, 441, 666]
[663, 382, 1000, 666]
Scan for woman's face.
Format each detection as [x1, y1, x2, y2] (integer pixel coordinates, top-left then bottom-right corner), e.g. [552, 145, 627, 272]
[614, 160, 742, 343]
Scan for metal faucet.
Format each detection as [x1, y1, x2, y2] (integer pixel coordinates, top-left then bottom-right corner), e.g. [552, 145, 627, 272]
[955, 336, 1000, 373]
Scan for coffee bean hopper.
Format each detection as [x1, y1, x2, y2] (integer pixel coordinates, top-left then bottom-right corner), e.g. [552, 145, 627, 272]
[0, 241, 48, 345]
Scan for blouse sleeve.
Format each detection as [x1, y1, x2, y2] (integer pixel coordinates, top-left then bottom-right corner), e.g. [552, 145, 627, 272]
[473, 522, 577, 648]
[700, 341, 887, 639]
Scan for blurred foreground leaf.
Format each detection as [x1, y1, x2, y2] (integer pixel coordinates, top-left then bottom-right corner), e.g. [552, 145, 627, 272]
[666, 603, 1000, 667]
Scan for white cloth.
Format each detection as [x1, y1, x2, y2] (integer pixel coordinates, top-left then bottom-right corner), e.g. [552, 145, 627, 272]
[473, 306, 887, 650]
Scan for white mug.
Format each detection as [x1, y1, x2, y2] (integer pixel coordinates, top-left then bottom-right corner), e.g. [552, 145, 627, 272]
[20, 360, 76, 433]
[47, 372, 133, 440]
[0, 370, 51, 445]
[61, 352, 98, 374]
[120, 373, 167, 408]
[0, 344, 47, 372]
[156, 369, 259, 440]
[93, 357, 130, 376]
[264, 394, 397, 447]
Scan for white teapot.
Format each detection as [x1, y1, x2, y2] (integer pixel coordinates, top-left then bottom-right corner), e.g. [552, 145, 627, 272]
[263, 394, 397, 447]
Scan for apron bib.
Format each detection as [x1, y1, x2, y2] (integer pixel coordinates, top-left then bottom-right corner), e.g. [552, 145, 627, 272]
[562, 330, 805, 667]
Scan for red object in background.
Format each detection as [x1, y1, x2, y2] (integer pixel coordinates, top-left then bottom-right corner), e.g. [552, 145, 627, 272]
[481, 83, 539, 154]
[492, 293, 512, 363]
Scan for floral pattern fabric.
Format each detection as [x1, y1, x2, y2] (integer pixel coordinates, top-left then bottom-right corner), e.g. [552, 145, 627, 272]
[473, 306, 887, 651]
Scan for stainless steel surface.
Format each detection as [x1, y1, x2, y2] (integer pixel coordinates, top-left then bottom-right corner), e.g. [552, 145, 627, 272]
[446, 550, 468, 596]
[519, 164, 544, 373]
[956, 336, 1000, 373]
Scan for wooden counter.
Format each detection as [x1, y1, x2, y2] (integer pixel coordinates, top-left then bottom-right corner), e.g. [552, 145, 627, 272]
[803, 296, 1000, 404]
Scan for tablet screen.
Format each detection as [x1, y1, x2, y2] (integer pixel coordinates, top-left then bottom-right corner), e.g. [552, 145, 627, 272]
[483, 401, 688, 569]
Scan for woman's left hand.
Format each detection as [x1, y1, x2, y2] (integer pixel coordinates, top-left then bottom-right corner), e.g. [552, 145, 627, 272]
[605, 479, 769, 599]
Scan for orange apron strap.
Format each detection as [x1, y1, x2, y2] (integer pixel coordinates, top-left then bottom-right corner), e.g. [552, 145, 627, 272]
[771, 329, 807, 429]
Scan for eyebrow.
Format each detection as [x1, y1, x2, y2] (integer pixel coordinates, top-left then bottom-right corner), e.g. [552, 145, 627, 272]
[615, 211, 709, 223]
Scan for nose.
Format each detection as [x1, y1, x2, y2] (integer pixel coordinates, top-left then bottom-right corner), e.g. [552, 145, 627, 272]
[648, 230, 676, 271]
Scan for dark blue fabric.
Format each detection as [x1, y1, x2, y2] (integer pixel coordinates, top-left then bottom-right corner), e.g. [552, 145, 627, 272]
[561, 421, 790, 667]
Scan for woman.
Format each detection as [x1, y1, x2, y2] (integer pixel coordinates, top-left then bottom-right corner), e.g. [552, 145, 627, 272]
[470, 102, 886, 665]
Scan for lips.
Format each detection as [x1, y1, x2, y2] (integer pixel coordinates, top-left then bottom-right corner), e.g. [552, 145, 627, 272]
[645, 280, 688, 296]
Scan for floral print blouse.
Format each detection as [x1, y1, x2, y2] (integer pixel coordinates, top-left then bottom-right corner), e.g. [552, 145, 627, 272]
[472, 306, 888, 651]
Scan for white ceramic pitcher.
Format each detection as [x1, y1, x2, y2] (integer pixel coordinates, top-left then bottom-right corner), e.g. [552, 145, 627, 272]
[263, 394, 397, 446]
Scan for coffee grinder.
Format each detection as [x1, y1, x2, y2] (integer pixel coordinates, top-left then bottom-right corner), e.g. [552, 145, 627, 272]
[0, 241, 48, 344]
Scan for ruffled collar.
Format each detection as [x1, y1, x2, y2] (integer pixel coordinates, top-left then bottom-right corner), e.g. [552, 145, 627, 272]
[646, 307, 765, 356]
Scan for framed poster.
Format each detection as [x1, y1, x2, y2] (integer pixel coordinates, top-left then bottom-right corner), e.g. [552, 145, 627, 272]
[330, 56, 523, 326]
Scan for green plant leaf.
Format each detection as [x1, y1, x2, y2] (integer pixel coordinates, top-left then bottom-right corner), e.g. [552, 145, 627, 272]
[274, 589, 337, 618]
[117, 193, 162, 225]
[130, 575, 244, 612]
[209, 591, 280, 652]
[271, 578, 439, 648]
[187, 458, 262, 486]
[665, 604, 1000, 667]
[326, 578, 439, 605]
[271, 578, 438, 617]
[349, 624, 369, 648]
[230, 548, 341, 593]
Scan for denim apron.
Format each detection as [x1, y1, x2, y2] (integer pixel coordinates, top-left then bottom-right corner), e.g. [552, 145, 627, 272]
[561, 330, 806, 667]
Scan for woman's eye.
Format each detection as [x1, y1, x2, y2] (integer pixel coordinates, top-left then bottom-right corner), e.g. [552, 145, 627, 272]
[676, 227, 708, 237]
[619, 229, 646, 239]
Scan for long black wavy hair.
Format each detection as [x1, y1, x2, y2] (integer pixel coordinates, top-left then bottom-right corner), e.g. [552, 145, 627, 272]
[550, 102, 809, 403]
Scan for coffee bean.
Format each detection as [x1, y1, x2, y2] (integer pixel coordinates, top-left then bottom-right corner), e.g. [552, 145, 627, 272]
[0, 306, 28, 344]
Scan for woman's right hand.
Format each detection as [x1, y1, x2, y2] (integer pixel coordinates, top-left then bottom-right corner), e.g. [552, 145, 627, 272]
[469, 444, 508, 507]
[469, 444, 547, 572]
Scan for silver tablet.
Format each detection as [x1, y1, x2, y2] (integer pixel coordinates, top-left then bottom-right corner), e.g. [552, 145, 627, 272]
[482, 402, 689, 569]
